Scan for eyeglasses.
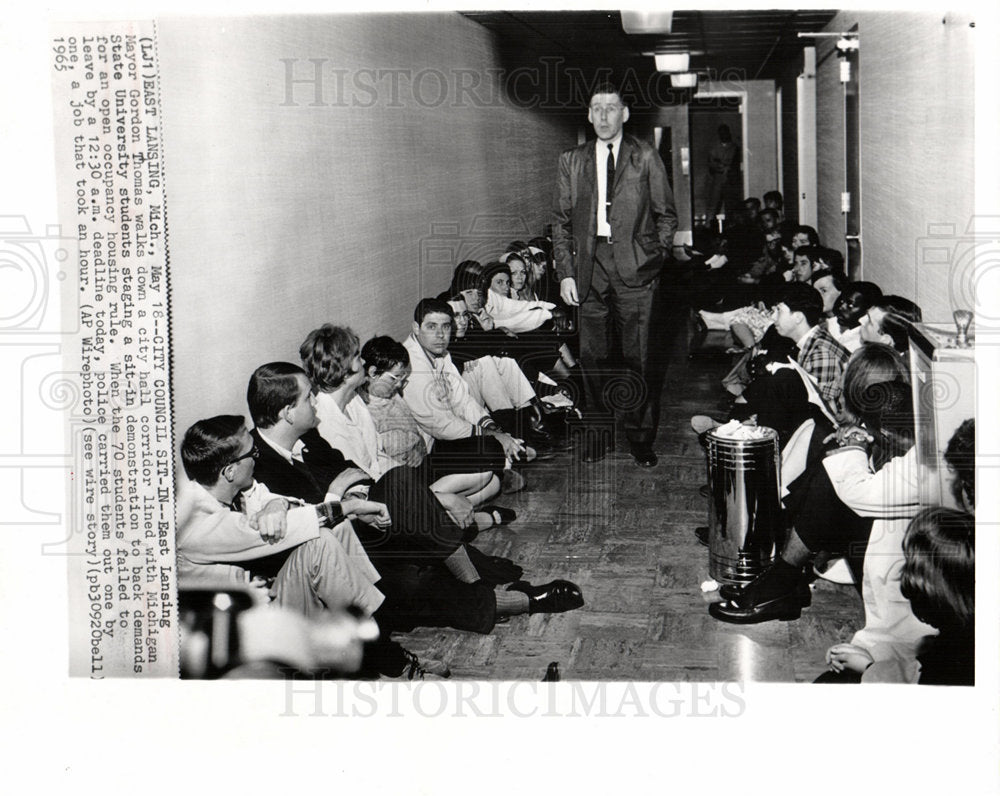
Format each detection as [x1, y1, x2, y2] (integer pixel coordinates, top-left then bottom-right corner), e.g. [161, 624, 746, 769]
[229, 444, 259, 465]
[382, 372, 410, 388]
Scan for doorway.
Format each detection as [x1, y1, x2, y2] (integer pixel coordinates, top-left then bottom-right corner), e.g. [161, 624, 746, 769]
[688, 95, 745, 230]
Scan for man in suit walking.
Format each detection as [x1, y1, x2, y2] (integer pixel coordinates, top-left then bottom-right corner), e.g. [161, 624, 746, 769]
[552, 81, 677, 466]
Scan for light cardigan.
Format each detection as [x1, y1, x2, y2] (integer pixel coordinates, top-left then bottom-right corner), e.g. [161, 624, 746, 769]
[485, 290, 555, 333]
[822, 446, 937, 667]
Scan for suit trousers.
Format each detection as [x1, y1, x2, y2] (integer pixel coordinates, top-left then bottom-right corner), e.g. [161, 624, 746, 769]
[578, 239, 660, 448]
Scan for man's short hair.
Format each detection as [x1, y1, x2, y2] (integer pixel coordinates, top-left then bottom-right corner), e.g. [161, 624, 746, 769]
[759, 208, 779, 224]
[779, 282, 824, 327]
[845, 280, 883, 309]
[588, 80, 624, 105]
[810, 268, 847, 292]
[763, 190, 783, 208]
[361, 335, 409, 375]
[794, 245, 824, 265]
[414, 297, 454, 325]
[299, 324, 361, 392]
[815, 247, 844, 273]
[181, 415, 245, 486]
[743, 197, 762, 212]
[793, 225, 820, 247]
[247, 362, 306, 429]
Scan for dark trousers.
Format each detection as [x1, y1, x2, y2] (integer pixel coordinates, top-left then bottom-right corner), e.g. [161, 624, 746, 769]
[424, 434, 507, 479]
[578, 239, 661, 449]
[375, 564, 496, 635]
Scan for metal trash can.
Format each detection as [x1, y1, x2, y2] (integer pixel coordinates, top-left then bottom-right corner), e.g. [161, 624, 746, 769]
[702, 426, 782, 584]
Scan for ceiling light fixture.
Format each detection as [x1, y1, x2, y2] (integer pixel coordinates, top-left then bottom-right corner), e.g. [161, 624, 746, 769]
[654, 53, 690, 72]
[620, 10, 674, 35]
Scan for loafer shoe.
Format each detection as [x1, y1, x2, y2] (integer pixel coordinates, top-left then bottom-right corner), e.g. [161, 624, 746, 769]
[508, 579, 584, 614]
[718, 579, 811, 609]
[708, 589, 805, 624]
[479, 505, 516, 527]
[694, 526, 709, 546]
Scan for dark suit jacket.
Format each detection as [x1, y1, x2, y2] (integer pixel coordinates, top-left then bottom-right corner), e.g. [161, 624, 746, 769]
[250, 427, 360, 505]
[551, 133, 677, 298]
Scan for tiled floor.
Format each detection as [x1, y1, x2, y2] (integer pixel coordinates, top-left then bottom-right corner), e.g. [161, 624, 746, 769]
[394, 298, 865, 681]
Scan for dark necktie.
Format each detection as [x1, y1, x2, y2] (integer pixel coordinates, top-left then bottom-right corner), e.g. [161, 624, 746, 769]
[290, 454, 324, 500]
[605, 143, 615, 221]
[228, 493, 243, 513]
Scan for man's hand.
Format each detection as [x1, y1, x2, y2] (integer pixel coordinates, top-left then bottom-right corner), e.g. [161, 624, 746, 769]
[560, 277, 579, 306]
[826, 643, 874, 674]
[474, 309, 495, 330]
[823, 425, 873, 447]
[327, 467, 370, 500]
[342, 498, 391, 530]
[399, 446, 423, 468]
[249, 498, 289, 543]
[487, 428, 527, 461]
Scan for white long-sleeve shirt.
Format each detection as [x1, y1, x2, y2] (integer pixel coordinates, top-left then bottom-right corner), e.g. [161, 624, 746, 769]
[822, 446, 937, 664]
[314, 391, 382, 480]
[402, 333, 490, 449]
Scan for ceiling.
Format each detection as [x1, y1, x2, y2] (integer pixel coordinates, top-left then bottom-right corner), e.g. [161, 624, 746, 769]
[462, 9, 838, 83]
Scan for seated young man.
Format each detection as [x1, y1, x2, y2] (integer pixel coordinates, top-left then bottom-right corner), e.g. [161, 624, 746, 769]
[176, 414, 452, 678]
[402, 297, 535, 494]
[245, 363, 584, 624]
[825, 280, 882, 353]
[716, 283, 851, 435]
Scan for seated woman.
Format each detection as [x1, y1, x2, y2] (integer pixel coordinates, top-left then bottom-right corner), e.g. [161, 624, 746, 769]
[824, 419, 975, 683]
[445, 298, 565, 447]
[302, 325, 508, 531]
[481, 260, 556, 334]
[502, 251, 535, 302]
[826, 507, 974, 685]
[445, 259, 578, 388]
[711, 376, 918, 626]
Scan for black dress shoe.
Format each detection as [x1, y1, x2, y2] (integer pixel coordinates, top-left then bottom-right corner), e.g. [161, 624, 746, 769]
[694, 526, 709, 546]
[507, 579, 584, 614]
[718, 573, 812, 607]
[631, 446, 657, 467]
[479, 505, 517, 527]
[699, 484, 711, 498]
[708, 588, 805, 624]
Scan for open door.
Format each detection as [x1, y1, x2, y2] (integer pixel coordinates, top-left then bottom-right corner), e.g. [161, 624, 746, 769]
[688, 95, 745, 231]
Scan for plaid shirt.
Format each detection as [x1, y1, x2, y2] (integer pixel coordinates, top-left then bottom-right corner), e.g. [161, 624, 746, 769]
[797, 323, 852, 415]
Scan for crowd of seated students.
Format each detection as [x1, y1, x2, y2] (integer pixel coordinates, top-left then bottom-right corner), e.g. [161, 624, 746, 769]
[176, 233, 593, 679]
[175, 196, 974, 684]
[683, 191, 975, 685]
